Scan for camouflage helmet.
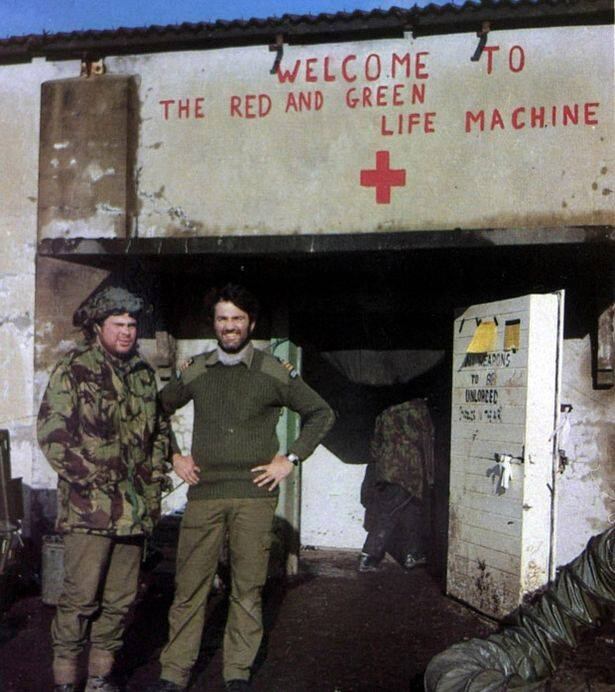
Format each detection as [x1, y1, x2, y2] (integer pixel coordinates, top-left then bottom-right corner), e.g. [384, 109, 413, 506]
[73, 286, 145, 331]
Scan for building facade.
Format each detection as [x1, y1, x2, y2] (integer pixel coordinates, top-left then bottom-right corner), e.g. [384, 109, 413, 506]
[0, 1, 612, 617]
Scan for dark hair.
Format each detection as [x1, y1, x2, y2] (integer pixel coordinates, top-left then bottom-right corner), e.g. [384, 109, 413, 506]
[204, 283, 259, 324]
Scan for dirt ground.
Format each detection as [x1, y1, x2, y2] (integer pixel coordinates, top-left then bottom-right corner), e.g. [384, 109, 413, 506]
[0, 549, 614, 691]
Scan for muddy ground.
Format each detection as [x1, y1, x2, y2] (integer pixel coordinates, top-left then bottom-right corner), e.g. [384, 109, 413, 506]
[0, 549, 614, 691]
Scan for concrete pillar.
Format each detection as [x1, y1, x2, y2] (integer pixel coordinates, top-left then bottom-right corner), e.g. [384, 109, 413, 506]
[38, 74, 138, 240]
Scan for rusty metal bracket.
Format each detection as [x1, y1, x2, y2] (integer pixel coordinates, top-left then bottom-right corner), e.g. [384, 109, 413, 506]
[152, 331, 176, 382]
[471, 21, 491, 62]
[269, 34, 284, 75]
[80, 55, 106, 77]
[596, 302, 614, 388]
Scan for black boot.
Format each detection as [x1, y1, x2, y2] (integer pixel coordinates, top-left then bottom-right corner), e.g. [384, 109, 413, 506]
[226, 680, 251, 691]
[403, 553, 427, 570]
[84, 675, 121, 691]
[358, 552, 381, 572]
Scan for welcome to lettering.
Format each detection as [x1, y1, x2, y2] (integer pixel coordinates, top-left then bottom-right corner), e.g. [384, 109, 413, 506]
[275, 51, 430, 84]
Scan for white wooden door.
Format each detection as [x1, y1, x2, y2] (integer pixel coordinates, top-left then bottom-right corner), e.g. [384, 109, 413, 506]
[447, 292, 564, 618]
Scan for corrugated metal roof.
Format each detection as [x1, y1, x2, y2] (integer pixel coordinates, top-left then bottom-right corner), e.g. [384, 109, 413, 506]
[0, 0, 611, 63]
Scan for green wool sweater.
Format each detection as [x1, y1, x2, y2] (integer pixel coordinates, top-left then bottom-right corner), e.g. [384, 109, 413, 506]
[160, 345, 335, 500]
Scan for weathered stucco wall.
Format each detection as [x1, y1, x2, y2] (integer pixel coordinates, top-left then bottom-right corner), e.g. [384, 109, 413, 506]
[556, 335, 614, 565]
[0, 58, 76, 529]
[0, 24, 611, 557]
[301, 446, 367, 550]
[93, 24, 615, 238]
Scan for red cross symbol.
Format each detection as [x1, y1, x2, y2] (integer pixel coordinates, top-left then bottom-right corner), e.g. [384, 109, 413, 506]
[360, 151, 406, 204]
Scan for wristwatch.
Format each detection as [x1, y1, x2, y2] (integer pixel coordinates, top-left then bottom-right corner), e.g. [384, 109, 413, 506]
[285, 453, 301, 466]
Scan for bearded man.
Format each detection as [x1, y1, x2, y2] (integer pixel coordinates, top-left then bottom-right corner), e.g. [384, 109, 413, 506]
[150, 283, 334, 692]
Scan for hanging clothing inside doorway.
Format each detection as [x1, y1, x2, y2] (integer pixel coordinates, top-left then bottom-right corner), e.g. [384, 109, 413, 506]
[361, 399, 435, 568]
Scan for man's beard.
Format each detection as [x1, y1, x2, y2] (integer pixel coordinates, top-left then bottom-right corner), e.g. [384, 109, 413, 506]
[218, 333, 251, 354]
[97, 335, 136, 360]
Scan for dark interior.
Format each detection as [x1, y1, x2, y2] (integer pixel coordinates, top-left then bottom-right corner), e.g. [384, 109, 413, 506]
[48, 238, 611, 579]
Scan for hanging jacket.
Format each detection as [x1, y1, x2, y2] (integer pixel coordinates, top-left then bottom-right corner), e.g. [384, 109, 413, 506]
[370, 399, 435, 499]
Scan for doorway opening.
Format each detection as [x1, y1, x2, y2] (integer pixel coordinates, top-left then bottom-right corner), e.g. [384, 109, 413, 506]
[35, 238, 609, 582]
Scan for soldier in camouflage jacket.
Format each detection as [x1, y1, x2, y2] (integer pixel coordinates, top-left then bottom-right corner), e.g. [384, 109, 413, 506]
[37, 286, 172, 692]
[38, 336, 171, 535]
[359, 399, 434, 573]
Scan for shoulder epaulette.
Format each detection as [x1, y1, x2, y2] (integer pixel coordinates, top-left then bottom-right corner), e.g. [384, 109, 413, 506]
[179, 351, 213, 385]
[278, 358, 300, 379]
[257, 351, 300, 383]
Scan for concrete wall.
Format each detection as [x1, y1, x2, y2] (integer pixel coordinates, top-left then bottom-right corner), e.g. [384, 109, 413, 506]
[38, 75, 137, 240]
[556, 336, 614, 565]
[301, 446, 366, 550]
[0, 28, 611, 557]
[114, 25, 612, 238]
[0, 58, 76, 532]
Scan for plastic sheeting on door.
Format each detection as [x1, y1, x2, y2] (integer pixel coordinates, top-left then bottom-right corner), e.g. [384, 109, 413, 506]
[425, 525, 615, 691]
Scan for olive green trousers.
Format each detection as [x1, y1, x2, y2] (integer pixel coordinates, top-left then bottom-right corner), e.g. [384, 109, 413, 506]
[52, 533, 143, 674]
[160, 497, 277, 686]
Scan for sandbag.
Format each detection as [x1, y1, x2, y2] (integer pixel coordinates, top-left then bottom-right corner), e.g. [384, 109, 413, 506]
[425, 526, 615, 691]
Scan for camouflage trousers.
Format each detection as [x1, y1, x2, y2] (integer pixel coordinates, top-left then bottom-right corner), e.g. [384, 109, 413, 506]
[160, 496, 277, 687]
[52, 533, 143, 666]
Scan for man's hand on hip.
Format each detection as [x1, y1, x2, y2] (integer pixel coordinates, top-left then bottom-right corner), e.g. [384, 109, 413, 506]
[172, 453, 201, 485]
[251, 454, 294, 491]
